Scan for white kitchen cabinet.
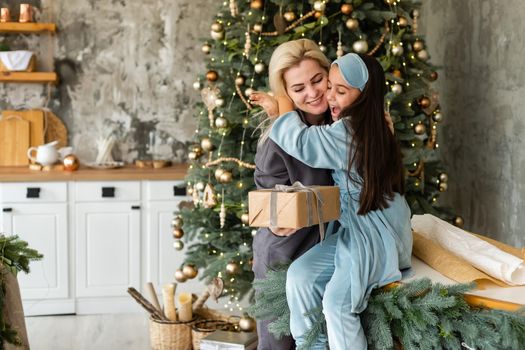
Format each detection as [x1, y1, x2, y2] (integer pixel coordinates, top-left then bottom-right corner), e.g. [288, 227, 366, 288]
[0, 182, 73, 316]
[0, 178, 201, 316]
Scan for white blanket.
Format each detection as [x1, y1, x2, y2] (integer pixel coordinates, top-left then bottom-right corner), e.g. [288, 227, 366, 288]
[0, 50, 34, 71]
[411, 214, 525, 286]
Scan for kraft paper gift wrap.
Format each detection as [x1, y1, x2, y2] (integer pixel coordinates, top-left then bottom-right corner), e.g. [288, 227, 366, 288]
[248, 182, 340, 230]
[412, 214, 525, 287]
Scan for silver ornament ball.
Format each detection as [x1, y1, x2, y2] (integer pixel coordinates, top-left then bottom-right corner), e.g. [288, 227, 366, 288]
[352, 40, 368, 54]
[391, 44, 404, 56]
[417, 49, 429, 61]
[254, 62, 266, 74]
[313, 1, 326, 12]
[391, 83, 403, 95]
[193, 81, 201, 91]
[433, 111, 443, 122]
[201, 43, 211, 54]
[215, 116, 229, 128]
[215, 98, 225, 107]
[173, 240, 184, 251]
[345, 19, 359, 31]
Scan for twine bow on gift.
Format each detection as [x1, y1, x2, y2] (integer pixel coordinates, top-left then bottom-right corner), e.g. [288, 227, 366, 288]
[270, 181, 327, 241]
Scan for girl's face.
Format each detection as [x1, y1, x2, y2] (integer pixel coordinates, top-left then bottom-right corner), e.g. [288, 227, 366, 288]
[327, 65, 362, 120]
[283, 59, 329, 117]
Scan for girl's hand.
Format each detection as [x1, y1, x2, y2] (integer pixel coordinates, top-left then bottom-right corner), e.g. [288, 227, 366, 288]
[250, 91, 279, 118]
[269, 227, 297, 236]
[385, 111, 394, 135]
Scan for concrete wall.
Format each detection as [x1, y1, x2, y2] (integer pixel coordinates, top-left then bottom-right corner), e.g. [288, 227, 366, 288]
[421, 0, 525, 246]
[0, 0, 215, 163]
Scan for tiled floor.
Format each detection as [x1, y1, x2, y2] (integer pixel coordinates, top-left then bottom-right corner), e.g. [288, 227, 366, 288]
[25, 313, 150, 350]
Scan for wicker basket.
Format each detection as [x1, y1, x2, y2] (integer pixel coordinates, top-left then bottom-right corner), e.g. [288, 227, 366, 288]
[191, 319, 237, 350]
[149, 317, 195, 350]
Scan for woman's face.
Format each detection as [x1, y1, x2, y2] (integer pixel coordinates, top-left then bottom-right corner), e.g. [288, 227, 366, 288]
[327, 65, 362, 120]
[283, 59, 329, 116]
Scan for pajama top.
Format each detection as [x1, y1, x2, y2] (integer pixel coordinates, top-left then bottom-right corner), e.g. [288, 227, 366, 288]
[270, 111, 413, 313]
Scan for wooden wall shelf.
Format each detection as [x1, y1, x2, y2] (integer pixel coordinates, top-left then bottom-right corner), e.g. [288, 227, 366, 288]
[0, 72, 58, 84]
[0, 22, 56, 33]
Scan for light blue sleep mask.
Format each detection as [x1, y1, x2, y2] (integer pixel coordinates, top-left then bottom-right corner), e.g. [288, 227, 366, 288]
[331, 53, 369, 91]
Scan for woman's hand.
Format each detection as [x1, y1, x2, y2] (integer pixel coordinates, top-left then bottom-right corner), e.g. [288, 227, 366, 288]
[384, 111, 394, 135]
[269, 227, 297, 236]
[250, 91, 279, 118]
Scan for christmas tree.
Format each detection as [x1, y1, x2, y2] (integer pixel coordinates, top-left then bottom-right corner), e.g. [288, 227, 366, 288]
[175, 0, 457, 305]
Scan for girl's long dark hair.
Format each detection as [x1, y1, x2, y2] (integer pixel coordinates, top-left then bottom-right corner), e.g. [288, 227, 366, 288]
[341, 54, 405, 215]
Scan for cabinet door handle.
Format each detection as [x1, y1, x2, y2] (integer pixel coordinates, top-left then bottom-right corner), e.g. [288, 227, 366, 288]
[102, 187, 116, 198]
[26, 187, 41, 198]
[2, 208, 13, 212]
[131, 205, 141, 210]
[173, 186, 186, 196]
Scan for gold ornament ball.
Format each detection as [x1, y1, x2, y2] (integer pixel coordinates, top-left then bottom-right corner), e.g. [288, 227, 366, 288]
[391, 83, 403, 95]
[182, 264, 198, 279]
[313, 1, 326, 12]
[188, 151, 198, 160]
[211, 30, 224, 40]
[439, 173, 448, 182]
[283, 11, 296, 22]
[63, 154, 80, 171]
[419, 96, 431, 108]
[430, 71, 438, 81]
[433, 111, 443, 122]
[245, 87, 255, 97]
[345, 18, 359, 31]
[314, 11, 322, 19]
[398, 16, 408, 27]
[352, 40, 368, 54]
[173, 227, 184, 239]
[254, 62, 265, 74]
[172, 216, 183, 228]
[187, 186, 194, 195]
[173, 240, 184, 251]
[417, 49, 429, 61]
[193, 80, 201, 90]
[241, 213, 250, 225]
[341, 4, 353, 15]
[214, 168, 226, 181]
[192, 145, 203, 155]
[454, 216, 464, 228]
[391, 44, 404, 56]
[211, 22, 223, 33]
[226, 261, 241, 274]
[195, 181, 205, 191]
[235, 75, 245, 86]
[392, 69, 402, 78]
[174, 268, 187, 283]
[201, 137, 214, 152]
[414, 123, 426, 135]
[215, 98, 225, 107]
[215, 116, 229, 129]
[253, 23, 263, 32]
[239, 314, 257, 332]
[201, 43, 211, 54]
[250, 0, 263, 10]
[439, 182, 448, 192]
[219, 170, 233, 184]
[206, 70, 218, 82]
[413, 40, 424, 52]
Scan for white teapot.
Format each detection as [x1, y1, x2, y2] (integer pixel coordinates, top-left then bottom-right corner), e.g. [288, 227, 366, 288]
[27, 141, 60, 166]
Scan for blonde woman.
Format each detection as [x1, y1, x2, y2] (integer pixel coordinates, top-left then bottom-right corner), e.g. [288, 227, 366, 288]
[251, 39, 336, 350]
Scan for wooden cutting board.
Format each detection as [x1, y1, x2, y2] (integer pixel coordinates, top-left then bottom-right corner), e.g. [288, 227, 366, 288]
[1, 109, 44, 147]
[0, 116, 31, 166]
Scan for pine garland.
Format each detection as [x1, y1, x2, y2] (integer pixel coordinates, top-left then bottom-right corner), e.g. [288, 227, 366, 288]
[249, 264, 525, 350]
[0, 234, 43, 348]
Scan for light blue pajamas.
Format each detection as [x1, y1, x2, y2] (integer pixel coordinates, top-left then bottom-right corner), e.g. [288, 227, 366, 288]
[270, 112, 413, 350]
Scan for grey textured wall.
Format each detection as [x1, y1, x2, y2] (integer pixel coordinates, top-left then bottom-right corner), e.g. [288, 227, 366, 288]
[421, 0, 525, 246]
[0, 0, 216, 162]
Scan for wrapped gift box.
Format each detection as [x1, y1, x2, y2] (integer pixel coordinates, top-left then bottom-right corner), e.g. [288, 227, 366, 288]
[200, 330, 257, 350]
[248, 184, 340, 229]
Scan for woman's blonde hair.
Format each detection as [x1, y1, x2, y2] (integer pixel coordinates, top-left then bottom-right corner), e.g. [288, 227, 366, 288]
[257, 39, 330, 145]
[268, 39, 331, 98]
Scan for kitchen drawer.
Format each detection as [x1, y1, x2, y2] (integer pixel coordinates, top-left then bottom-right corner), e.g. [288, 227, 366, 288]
[75, 181, 140, 202]
[146, 181, 186, 201]
[0, 182, 67, 203]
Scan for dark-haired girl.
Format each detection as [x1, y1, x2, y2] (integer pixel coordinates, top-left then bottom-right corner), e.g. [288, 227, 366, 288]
[268, 53, 413, 349]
